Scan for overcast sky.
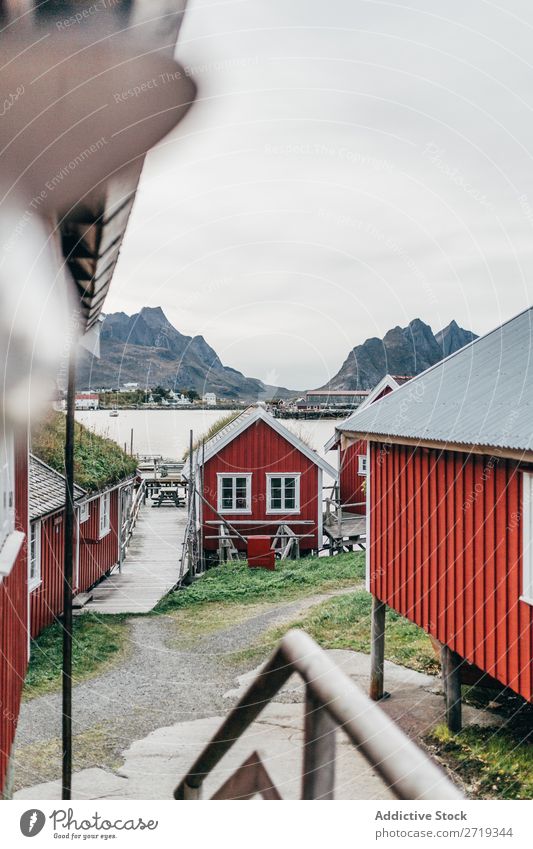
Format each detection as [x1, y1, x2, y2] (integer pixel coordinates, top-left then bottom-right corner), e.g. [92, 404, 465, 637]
[106, 0, 533, 390]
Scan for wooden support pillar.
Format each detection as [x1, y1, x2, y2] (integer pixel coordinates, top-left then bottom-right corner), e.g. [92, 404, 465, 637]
[441, 645, 462, 732]
[370, 596, 386, 701]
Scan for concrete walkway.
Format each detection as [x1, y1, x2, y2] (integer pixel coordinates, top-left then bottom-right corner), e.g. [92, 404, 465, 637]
[16, 650, 501, 800]
[81, 502, 188, 614]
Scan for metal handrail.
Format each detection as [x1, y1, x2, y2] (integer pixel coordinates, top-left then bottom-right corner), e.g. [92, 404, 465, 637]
[174, 629, 463, 801]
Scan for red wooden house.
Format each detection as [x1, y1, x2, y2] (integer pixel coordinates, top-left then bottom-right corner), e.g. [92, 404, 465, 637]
[190, 406, 337, 562]
[29, 455, 134, 637]
[0, 432, 29, 796]
[337, 308, 533, 726]
[325, 375, 411, 516]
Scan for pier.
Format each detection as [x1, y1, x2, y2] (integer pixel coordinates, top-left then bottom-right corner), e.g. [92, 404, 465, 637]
[81, 494, 189, 615]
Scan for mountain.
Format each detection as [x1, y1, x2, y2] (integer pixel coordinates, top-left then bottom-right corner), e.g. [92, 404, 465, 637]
[76, 307, 296, 400]
[321, 318, 477, 390]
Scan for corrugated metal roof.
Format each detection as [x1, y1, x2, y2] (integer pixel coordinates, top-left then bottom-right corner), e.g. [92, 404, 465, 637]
[29, 455, 86, 522]
[338, 307, 533, 454]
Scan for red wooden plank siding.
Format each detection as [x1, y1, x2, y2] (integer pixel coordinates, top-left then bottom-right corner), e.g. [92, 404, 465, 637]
[0, 435, 29, 794]
[202, 419, 319, 552]
[78, 489, 120, 591]
[338, 440, 367, 515]
[370, 442, 533, 702]
[30, 512, 65, 637]
[29, 488, 121, 639]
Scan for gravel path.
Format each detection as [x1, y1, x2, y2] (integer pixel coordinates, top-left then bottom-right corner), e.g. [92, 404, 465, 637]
[14, 587, 356, 789]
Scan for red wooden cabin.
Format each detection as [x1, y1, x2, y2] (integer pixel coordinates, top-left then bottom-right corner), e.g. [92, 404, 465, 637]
[338, 309, 533, 723]
[0, 432, 29, 796]
[190, 406, 337, 561]
[29, 455, 134, 637]
[325, 375, 409, 516]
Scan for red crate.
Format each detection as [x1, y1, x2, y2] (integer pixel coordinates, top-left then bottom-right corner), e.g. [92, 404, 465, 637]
[247, 535, 275, 570]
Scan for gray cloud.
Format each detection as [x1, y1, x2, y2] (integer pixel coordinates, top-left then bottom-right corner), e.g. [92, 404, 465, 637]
[106, 0, 533, 388]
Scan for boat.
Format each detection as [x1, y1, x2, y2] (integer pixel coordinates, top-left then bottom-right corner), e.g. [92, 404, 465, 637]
[109, 408, 119, 417]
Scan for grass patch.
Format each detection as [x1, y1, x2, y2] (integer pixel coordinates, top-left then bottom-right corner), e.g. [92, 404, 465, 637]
[166, 601, 273, 647]
[426, 724, 533, 799]
[24, 614, 130, 701]
[12, 723, 124, 793]
[153, 552, 364, 615]
[270, 590, 440, 675]
[183, 411, 241, 460]
[32, 411, 137, 491]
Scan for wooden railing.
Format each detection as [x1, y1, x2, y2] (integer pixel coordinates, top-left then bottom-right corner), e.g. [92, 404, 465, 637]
[174, 629, 463, 801]
[119, 479, 146, 567]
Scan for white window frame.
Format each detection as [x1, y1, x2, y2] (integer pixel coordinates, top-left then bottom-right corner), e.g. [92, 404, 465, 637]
[99, 491, 111, 538]
[522, 472, 533, 605]
[0, 429, 24, 579]
[79, 502, 90, 523]
[217, 474, 252, 514]
[358, 455, 368, 476]
[29, 520, 41, 591]
[266, 473, 301, 514]
[0, 430, 15, 553]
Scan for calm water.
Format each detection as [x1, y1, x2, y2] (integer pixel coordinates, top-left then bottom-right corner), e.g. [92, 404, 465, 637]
[75, 409, 342, 470]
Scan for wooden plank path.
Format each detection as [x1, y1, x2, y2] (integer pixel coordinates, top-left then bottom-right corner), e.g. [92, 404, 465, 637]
[81, 502, 188, 615]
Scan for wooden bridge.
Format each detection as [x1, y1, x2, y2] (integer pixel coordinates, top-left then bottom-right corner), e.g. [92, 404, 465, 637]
[81, 483, 189, 615]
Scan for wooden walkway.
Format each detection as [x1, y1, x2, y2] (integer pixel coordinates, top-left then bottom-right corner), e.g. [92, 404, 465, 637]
[81, 502, 188, 615]
[323, 509, 366, 552]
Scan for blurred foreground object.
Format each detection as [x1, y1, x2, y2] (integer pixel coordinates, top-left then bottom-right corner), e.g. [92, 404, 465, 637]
[0, 0, 195, 417]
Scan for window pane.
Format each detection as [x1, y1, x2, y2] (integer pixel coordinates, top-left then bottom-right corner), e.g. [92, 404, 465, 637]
[221, 478, 234, 509]
[235, 478, 248, 509]
[269, 476, 282, 509]
[284, 478, 296, 509]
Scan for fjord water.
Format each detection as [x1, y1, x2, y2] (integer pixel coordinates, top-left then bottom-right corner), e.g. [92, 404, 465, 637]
[75, 409, 343, 466]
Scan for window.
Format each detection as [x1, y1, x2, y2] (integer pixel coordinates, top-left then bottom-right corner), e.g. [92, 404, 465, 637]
[266, 475, 300, 513]
[79, 502, 89, 523]
[522, 472, 533, 604]
[99, 492, 111, 538]
[358, 455, 368, 476]
[0, 430, 15, 553]
[29, 521, 41, 590]
[217, 475, 252, 513]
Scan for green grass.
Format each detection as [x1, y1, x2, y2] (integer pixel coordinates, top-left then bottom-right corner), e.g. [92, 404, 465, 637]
[24, 554, 362, 696]
[153, 552, 364, 614]
[183, 411, 241, 459]
[24, 614, 130, 700]
[32, 411, 138, 491]
[272, 590, 440, 675]
[426, 724, 533, 800]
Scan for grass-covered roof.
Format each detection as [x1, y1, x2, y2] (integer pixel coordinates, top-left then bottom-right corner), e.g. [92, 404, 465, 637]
[32, 411, 137, 492]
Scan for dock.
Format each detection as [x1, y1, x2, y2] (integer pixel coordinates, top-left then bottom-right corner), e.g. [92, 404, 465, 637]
[323, 509, 366, 554]
[81, 500, 188, 615]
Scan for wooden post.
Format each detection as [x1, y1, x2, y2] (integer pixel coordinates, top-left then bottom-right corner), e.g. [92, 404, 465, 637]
[130, 428, 134, 456]
[62, 350, 76, 800]
[441, 645, 462, 732]
[302, 688, 336, 800]
[370, 596, 386, 701]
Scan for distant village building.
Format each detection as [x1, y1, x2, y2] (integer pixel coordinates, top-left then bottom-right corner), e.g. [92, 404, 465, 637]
[305, 389, 369, 410]
[186, 406, 337, 563]
[203, 392, 217, 406]
[338, 308, 533, 724]
[75, 392, 99, 410]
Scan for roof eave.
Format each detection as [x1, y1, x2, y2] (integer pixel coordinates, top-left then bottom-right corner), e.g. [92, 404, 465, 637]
[340, 430, 533, 464]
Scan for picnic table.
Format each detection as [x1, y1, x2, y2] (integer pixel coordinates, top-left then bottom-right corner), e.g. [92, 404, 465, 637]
[151, 487, 185, 508]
